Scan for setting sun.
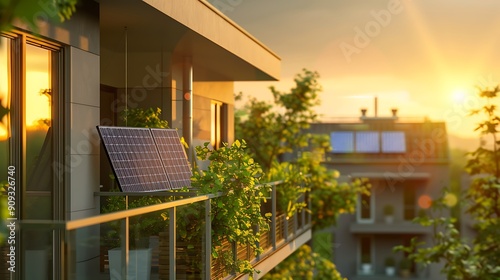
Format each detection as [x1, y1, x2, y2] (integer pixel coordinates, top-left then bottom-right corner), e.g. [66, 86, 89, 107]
[451, 88, 467, 104]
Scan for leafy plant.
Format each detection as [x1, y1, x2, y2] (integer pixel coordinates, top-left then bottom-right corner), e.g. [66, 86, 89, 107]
[0, 0, 77, 32]
[383, 204, 394, 216]
[399, 258, 411, 270]
[121, 107, 169, 128]
[191, 140, 270, 276]
[417, 208, 427, 218]
[385, 257, 396, 267]
[266, 161, 309, 218]
[262, 245, 346, 280]
[235, 69, 321, 171]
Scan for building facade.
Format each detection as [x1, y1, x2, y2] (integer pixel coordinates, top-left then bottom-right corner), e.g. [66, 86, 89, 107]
[308, 110, 450, 279]
[0, 1, 283, 279]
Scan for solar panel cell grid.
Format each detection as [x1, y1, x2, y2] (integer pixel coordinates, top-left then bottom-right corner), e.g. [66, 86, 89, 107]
[150, 129, 192, 190]
[97, 126, 172, 192]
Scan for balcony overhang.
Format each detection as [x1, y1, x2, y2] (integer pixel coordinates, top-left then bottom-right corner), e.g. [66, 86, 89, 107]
[100, 0, 280, 81]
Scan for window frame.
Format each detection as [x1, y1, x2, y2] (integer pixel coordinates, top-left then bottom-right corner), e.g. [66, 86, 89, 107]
[1, 30, 65, 280]
[357, 190, 375, 224]
[358, 235, 375, 274]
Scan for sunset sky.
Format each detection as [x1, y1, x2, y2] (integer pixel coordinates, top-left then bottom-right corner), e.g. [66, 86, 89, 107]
[220, 0, 500, 138]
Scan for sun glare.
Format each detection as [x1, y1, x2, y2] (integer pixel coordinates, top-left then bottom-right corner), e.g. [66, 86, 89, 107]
[451, 88, 467, 104]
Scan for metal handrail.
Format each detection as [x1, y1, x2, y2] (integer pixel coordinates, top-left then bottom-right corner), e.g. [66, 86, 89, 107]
[67, 193, 221, 230]
[13, 181, 311, 280]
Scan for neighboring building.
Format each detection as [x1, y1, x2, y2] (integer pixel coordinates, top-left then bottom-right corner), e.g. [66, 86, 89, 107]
[0, 1, 312, 279]
[308, 109, 450, 279]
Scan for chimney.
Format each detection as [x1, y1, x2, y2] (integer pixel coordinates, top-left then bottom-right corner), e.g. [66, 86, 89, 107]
[361, 108, 367, 117]
[391, 108, 398, 117]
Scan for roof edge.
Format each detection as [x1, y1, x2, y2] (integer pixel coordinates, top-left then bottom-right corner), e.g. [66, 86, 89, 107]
[199, 0, 281, 61]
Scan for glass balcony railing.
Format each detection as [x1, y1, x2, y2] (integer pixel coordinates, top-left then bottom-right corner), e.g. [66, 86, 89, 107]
[5, 181, 311, 279]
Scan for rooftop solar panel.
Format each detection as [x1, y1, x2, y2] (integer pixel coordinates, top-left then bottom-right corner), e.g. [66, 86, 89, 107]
[97, 126, 172, 192]
[331, 132, 354, 153]
[150, 129, 192, 190]
[381, 131, 406, 153]
[356, 131, 380, 153]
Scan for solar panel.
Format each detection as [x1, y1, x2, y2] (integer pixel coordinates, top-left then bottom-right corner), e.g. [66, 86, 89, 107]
[381, 131, 406, 153]
[97, 126, 172, 192]
[150, 129, 192, 190]
[356, 131, 380, 153]
[330, 132, 354, 153]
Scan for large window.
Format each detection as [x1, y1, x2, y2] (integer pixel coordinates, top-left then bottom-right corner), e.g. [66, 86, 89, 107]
[0, 32, 62, 279]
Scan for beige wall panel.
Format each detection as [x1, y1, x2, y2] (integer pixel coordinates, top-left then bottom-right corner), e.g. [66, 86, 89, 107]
[70, 48, 100, 107]
[101, 49, 173, 89]
[70, 104, 100, 156]
[193, 81, 234, 104]
[69, 154, 100, 213]
[13, 1, 100, 54]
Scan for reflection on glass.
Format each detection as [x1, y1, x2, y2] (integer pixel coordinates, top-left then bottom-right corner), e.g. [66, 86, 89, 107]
[404, 185, 416, 221]
[0, 36, 11, 276]
[25, 44, 53, 219]
[360, 193, 371, 220]
[23, 43, 54, 279]
[360, 236, 371, 262]
[0, 36, 10, 186]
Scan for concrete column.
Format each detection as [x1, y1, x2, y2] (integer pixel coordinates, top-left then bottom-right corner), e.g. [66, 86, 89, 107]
[182, 57, 193, 162]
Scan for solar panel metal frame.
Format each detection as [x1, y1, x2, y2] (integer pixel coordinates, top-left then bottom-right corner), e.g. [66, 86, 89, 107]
[150, 128, 192, 190]
[97, 126, 172, 192]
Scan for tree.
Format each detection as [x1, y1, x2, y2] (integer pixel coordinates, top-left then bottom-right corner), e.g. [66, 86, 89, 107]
[236, 69, 321, 171]
[262, 245, 346, 280]
[0, 0, 77, 32]
[395, 85, 500, 280]
[236, 69, 370, 278]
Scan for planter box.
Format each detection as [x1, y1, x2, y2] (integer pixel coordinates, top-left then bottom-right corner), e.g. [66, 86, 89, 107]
[384, 215, 394, 224]
[108, 247, 152, 280]
[385, 266, 396, 276]
[361, 263, 372, 274]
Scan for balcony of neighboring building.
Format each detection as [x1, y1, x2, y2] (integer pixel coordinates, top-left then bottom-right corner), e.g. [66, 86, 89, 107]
[345, 234, 431, 280]
[346, 177, 433, 235]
